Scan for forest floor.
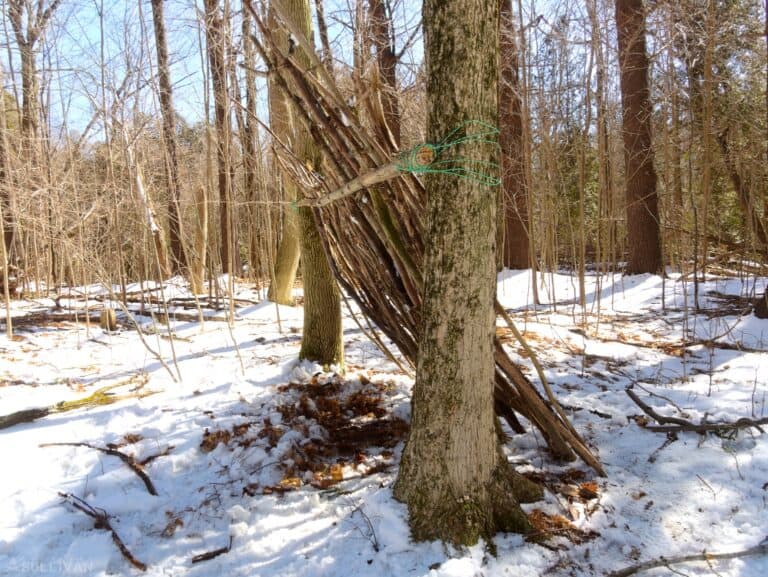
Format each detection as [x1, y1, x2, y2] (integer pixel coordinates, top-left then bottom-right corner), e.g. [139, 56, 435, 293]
[1, 270, 767, 577]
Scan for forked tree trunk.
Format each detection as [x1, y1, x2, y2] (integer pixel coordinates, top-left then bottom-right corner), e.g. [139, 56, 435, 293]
[499, 0, 530, 269]
[266, 3, 301, 305]
[203, 0, 238, 275]
[394, 0, 541, 546]
[270, 0, 343, 367]
[150, 0, 187, 274]
[616, 0, 662, 274]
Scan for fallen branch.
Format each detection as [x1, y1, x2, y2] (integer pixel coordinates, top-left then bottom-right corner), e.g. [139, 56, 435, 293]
[627, 386, 768, 435]
[609, 539, 768, 577]
[191, 536, 233, 564]
[0, 376, 155, 431]
[58, 492, 147, 572]
[0, 407, 50, 429]
[42, 442, 158, 496]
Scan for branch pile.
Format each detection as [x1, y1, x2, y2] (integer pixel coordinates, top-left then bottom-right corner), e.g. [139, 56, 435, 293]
[244, 0, 602, 474]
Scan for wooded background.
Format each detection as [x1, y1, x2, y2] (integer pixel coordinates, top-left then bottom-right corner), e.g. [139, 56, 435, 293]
[0, 0, 765, 301]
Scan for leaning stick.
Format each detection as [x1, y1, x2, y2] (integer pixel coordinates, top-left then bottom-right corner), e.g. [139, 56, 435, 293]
[297, 162, 401, 208]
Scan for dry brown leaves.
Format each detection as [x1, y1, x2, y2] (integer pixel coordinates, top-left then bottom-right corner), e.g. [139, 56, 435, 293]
[526, 509, 599, 546]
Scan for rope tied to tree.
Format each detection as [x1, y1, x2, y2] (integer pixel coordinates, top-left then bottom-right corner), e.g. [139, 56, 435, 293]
[396, 120, 502, 187]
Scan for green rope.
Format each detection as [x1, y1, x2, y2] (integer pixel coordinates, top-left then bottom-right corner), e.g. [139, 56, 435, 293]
[396, 120, 501, 187]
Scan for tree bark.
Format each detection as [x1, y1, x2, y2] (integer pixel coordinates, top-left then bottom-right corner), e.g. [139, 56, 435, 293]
[369, 0, 400, 149]
[615, 0, 662, 274]
[203, 0, 239, 275]
[241, 9, 268, 283]
[270, 0, 344, 367]
[499, 0, 530, 269]
[0, 68, 16, 261]
[266, 2, 301, 305]
[150, 0, 188, 274]
[394, 0, 540, 546]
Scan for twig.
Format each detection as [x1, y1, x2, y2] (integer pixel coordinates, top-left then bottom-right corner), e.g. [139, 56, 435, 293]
[191, 536, 233, 563]
[58, 492, 147, 571]
[42, 442, 158, 496]
[627, 386, 768, 435]
[609, 540, 768, 577]
[348, 501, 380, 552]
[138, 445, 174, 467]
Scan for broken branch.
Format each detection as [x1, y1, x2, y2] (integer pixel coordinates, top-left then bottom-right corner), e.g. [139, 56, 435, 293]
[191, 536, 233, 564]
[627, 386, 768, 435]
[58, 492, 147, 571]
[42, 442, 158, 496]
[609, 539, 768, 577]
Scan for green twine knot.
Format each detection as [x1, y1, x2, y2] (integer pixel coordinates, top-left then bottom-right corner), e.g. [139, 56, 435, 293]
[395, 120, 501, 187]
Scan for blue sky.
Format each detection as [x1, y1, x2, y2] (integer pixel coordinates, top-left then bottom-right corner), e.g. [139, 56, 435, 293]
[0, 0, 423, 143]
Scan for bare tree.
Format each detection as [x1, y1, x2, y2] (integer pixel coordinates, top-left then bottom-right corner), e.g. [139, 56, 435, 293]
[150, 0, 188, 274]
[615, 0, 662, 274]
[265, 1, 301, 304]
[368, 0, 400, 149]
[7, 0, 61, 146]
[499, 0, 529, 269]
[203, 0, 238, 275]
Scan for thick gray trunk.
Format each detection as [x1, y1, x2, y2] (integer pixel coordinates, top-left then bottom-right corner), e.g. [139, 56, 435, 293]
[394, 0, 538, 546]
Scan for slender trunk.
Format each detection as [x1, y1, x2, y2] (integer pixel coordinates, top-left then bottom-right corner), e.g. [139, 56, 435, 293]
[191, 185, 208, 294]
[19, 44, 39, 150]
[314, 0, 334, 77]
[615, 0, 662, 274]
[394, 0, 540, 547]
[499, 0, 530, 269]
[242, 9, 264, 280]
[699, 0, 714, 273]
[204, 0, 238, 275]
[0, 65, 15, 261]
[274, 0, 343, 367]
[369, 0, 400, 149]
[151, 0, 188, 274]
[125, 138, 171, 280]
[718, 132, 768, 250]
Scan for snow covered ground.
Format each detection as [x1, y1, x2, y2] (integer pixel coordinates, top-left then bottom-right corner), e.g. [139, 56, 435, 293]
[1, 271, 767, 577]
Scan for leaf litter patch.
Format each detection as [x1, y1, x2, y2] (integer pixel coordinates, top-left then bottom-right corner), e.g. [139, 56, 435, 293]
[198, 371, 408, 495]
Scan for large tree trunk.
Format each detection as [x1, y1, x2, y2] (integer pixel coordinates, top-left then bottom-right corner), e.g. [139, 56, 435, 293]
[499, 0, 530, 269]
[394, 0, 540, 546]
[150, 0, 187, 274]
[616, 0, 662, 274]
[203, 0, 239, 275]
